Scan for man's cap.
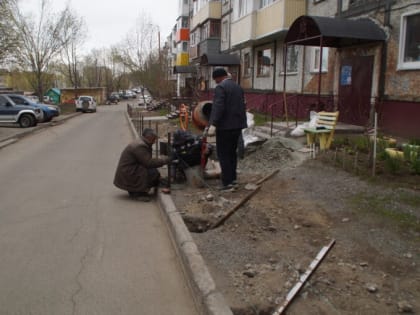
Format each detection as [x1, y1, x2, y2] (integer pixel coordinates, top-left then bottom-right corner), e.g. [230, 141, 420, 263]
[142, 128, 157, 137]
[212, 68, 228, 79]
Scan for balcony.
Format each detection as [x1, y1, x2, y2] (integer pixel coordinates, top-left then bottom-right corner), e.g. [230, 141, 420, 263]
[231, 12, 257, 47]
[198, 38, 221, 56]
[191, 1, 222, 30]
[176, 52, 190, 66]
[189, 45, 199, 60]
[255, 0, 305, 39]
[231, 0, 305, 47]
[176, 28, 190, 42]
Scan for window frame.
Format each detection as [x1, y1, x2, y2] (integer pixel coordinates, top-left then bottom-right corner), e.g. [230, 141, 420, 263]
[398, 10, 420, 70]
[257, 48, 272, 77]
[310, 47, 329, 73]
[279, 45, 299, 75]
[243, 52, 251, 77]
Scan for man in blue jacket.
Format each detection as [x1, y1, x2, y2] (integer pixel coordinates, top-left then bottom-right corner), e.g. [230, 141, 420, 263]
[204, 68, 247, 190]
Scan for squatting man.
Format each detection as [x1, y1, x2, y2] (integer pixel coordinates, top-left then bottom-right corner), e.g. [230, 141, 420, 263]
[113, 128, 171, 202]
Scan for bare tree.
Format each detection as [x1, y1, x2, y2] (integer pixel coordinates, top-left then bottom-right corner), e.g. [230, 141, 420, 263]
[118, 11, 168, 94]
[8, 0, 85, 98]
[0, 0, 20, 65]
[120, 11, 160, 72]
[60, 7, 87, 91]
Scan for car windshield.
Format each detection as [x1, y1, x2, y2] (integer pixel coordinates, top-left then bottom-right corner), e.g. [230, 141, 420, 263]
[80, 97, 92, 101]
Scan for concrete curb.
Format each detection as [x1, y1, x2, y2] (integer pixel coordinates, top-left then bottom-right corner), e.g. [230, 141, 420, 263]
[125, 111, 233, 315]
[157, 193, 233, 315]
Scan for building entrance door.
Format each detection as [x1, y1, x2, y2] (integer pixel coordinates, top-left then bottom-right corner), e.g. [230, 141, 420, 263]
[338, 55, 374, 126]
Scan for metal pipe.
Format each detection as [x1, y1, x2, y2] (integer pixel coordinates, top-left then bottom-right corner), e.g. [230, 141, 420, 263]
[167, 132, 171, 189]
[317, 37, 324, 107]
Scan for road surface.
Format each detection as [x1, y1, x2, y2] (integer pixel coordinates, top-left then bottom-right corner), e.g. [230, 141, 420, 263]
[0, 105, 198, 315]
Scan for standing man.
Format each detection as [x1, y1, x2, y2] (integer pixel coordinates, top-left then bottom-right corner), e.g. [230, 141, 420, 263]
[113, 128, 171, 201]
[204, 68, 247, 190]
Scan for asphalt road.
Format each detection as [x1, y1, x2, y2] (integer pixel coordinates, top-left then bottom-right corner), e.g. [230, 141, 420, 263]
[0, 105, 198, 315]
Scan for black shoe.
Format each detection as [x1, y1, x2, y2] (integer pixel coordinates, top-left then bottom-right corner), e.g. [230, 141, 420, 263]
[129, 192, 151, 202]
[134, 195, 151, 202]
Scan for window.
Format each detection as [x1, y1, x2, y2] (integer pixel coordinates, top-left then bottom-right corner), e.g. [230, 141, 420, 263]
[398, 11, 420, 70]
[222, 20, 228, 43]
[310, 47, 329, 73]
[0, 95, 8, 106]
[285, 46, 298, 73]
[238, 0, 248, 17]
[260, 0, 277, 9]
[201, 20, 221, 41]
[257, 49, 271, 76]
[244, 53, 251, 77]
[181, 17, 189, 28]
[182, 42, 188, 52]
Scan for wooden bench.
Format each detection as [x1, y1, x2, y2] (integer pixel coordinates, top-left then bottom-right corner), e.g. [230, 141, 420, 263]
[303, 111, 339, 150]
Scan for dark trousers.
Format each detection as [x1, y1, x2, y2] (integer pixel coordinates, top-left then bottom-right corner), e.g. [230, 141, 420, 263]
[147, 168, 160, 188]
[128, 168, 160, 197]
[215, 129, 241, 186]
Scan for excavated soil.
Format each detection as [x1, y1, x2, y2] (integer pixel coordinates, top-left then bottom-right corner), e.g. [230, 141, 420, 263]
[169, 136, 420, 315]
[138, 110, 419, 314]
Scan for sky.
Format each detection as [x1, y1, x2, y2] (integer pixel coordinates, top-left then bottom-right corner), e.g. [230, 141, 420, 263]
[19, 0, 179, 52]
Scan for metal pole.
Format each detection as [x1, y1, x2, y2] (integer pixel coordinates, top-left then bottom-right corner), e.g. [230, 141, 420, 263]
[155, 122, 159, 158]
[372, 112, 378, 177]
[167, 132, 171, 190]
[317, 37, 324, 107]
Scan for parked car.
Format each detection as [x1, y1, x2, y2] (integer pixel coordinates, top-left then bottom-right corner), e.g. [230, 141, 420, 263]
[106, 94, 119, 105]
[27, 95, 40, 103]
[6, 94, 60, 123]
[75, 96, 97, 113]
[111, 92, 120, 100]
[0, 94, 43, 128]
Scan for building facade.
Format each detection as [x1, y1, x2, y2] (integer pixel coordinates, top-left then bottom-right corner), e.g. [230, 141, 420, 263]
[168, 0, 420, 138]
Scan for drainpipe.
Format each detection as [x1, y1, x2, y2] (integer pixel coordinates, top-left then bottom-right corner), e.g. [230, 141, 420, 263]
[317, 37, 324, 107]
[337, 0, 343, 17]
[378, 0, 392, 102]
[272, 40, 277, 92]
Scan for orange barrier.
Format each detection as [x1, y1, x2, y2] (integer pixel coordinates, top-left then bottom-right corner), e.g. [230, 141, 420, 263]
[179, 103, 189, 130]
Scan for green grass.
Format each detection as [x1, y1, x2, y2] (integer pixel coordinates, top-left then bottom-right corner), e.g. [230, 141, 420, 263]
[349, 192, 420, 233]
[58, 103, 76, 115]
[158, 108, 170, 116]
[250, 111, 282, 126]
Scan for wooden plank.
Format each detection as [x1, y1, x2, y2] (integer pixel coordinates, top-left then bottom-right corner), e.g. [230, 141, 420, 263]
[272, 239, 336, 315]
[256, 169, 280, 185]
[210, 186, 261, 229]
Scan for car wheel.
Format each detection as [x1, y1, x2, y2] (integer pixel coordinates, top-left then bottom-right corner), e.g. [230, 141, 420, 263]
[19, 114, 35, 128]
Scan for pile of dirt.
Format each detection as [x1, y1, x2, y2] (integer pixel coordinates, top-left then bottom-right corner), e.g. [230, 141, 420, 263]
[170, 135, 420, 315]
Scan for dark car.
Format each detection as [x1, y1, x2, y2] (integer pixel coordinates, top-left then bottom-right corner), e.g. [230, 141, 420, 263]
[106, 93, 119, 104]
[0, 94, 43, 127]
[6, 94, 60, 122]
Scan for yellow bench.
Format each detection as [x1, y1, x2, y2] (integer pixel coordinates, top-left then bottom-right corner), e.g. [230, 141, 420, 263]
[303, 111, 339, 150]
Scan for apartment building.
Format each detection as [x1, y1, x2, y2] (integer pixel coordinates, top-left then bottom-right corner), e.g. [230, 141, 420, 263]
[169, 0, 420, 138]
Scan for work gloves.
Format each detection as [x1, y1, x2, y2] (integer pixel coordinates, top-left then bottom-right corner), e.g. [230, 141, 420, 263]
[203, 125, 216, 137]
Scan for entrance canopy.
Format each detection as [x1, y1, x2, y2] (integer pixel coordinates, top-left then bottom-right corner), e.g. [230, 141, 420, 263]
[173, 65, 197, 74]
[285, 15, 386, 47]
[200, 53, 240, 66]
